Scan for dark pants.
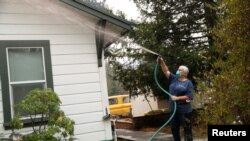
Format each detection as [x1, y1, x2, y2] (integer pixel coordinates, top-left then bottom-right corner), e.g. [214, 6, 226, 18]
[171, 112, 193, 141]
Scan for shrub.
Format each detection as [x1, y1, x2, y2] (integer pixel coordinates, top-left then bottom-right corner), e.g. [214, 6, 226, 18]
[11, 88, 75, 141]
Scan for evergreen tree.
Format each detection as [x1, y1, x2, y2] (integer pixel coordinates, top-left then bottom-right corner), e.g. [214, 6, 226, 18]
[85, 0, 107, 7]
[199, 0, 250, 124]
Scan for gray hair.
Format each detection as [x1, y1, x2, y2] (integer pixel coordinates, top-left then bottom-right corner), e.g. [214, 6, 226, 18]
[179, 65, 189, 74]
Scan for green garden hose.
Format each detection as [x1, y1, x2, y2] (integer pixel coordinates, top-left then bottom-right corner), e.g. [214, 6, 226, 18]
[149, 63, 177, 141]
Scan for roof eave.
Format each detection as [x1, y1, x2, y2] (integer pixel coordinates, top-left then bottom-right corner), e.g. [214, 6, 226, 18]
[61, 0, 134, 30]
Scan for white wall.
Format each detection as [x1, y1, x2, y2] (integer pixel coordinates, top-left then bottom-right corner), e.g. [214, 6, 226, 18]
[131, 94, 168, 117]
[0, 0, 112, 140]
[0, 78, 3, 131]
[131, 94, 159, 117]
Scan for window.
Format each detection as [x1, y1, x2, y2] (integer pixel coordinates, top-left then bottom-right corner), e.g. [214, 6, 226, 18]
[8, 48, 46, 117]
[0, 40, 53, 125]
[123, 96, 130, 104]
[109, 98, 118, 105]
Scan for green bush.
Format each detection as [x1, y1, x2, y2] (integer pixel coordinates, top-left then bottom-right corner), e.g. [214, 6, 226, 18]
[11, 88, 75, 141]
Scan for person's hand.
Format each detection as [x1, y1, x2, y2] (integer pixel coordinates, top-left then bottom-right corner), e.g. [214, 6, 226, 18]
[157, 56, 163, 64]
[171, 96, 179, 101]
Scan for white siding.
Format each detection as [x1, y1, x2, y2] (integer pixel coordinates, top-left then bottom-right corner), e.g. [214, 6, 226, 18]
[0, 25, 92, 35]
[0, 14, 73, 25]
[75, 131, 106, 141]
[60, 92, 102, 105]
[0, 35, 95, 45]
[0, 0, 112, 140]
[55, 83, 101, 96]
[0, 112, 3, 125]
[0, 80, 3, 126]
[0, 3, 44, 14]
[0, 101, 2, 113]
[52, 54, 97, 65]
[53, 73, 99, 86]
[51, 44, 96, 55]
[0, 77, 5, 134]
[53, 64, 98, 75]
[74, 122, 104, 135]
[67, 112, 103, 124]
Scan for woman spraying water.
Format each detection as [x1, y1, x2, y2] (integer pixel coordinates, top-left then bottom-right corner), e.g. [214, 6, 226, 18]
[111, 40, 195, 141]
[155, 57, 194, 141]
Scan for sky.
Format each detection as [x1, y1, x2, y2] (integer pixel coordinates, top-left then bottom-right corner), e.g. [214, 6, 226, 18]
[105, 0, 140, 20]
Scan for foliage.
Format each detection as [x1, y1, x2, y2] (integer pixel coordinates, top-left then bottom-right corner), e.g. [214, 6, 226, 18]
[106, 63, 128, 96]
[107, 0, 216, 98]
[10, 114, 23, 132]
[13, 88, 75, 141]
[85, 0, 107, 7]
[144, 108, 169, 116]
[198, 0, 250, 125]
[8, 114, 23, 141]
[84, 0, 127, 18]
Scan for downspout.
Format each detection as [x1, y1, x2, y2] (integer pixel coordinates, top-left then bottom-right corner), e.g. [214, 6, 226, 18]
[95, 19, 107, 67]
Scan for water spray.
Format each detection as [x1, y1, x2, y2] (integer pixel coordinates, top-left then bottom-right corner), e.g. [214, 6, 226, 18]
[124, 39, 161, 56]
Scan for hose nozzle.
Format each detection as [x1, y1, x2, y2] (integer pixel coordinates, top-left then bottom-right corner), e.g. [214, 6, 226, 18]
[156, 55, 162, 64]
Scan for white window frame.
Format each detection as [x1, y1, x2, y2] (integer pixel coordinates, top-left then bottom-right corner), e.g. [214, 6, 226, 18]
[6, 47, 48, 119]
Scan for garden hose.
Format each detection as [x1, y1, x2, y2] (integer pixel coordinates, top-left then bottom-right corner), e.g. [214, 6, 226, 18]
[149, 63, 177, 141]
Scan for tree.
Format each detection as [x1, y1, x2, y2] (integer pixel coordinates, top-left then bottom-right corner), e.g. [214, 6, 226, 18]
[198, 0, 250, 124]
[106, 63, 128, 96]
[85, 0, 107, 7]
[107, 0, 214, 98]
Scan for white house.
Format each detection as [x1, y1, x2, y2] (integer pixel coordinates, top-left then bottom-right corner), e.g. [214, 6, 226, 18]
[0, 0, 133, 140]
